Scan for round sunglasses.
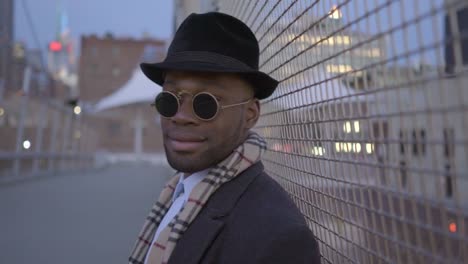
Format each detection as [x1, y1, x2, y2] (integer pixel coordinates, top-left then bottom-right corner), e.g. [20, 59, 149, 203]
[152, 91, 251, 121]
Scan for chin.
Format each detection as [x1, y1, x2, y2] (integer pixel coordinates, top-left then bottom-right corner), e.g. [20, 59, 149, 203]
[167, 158, 209, 173]
[165, 149, 211, 173]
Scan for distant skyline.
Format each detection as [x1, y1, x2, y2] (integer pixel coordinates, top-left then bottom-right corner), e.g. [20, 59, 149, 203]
[14, 0, 446, 66]
[15, 0, 174, 52]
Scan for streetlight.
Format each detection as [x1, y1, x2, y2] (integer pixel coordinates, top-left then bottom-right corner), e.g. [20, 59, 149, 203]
[73, 105, 82, 115]
[23, 140, 31, 150]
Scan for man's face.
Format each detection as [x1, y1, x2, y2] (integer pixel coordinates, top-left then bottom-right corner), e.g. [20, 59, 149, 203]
[160, 71, 260, 174]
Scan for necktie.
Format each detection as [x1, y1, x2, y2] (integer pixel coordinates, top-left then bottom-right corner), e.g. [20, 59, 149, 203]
[172, 181, 185, 202]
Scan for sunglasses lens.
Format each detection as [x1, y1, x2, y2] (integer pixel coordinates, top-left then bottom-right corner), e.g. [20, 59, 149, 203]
[193, 93, 218, 120]
[155, 92, 178, 117]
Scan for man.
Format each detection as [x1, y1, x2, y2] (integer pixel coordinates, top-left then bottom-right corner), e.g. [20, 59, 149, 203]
[129, 12, 321, 264]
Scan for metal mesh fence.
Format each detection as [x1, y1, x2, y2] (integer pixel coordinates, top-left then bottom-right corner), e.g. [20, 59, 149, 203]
[216, 0, 468, 263]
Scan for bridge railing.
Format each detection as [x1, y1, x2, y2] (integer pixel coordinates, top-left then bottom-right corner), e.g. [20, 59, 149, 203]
[214, 0, 468, 263]
[0, 94, 98, 180]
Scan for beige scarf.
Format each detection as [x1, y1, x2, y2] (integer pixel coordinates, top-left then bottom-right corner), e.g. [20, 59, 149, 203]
[129, 132, 266, 264]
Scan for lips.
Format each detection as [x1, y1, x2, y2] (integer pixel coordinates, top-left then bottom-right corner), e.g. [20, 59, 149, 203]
[166, 133, 206, 152]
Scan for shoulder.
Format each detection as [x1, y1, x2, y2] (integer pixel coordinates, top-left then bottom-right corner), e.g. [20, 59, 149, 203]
[238, 170, 305, 222]
[221, 170, 321, 263]
[256, 221, 321, 263]
[226, 167, 310, 237]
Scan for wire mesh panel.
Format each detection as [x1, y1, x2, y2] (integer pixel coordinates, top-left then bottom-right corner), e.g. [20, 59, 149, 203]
[216, 0, 467, 263]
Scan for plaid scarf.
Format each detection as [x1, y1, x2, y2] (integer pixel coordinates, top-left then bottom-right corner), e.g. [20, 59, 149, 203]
[129, 132, 266, 264]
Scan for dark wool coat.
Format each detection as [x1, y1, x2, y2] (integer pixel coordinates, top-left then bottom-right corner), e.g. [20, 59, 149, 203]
[165, 162, 321, 264]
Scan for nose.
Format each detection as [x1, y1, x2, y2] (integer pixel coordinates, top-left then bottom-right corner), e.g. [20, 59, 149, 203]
[171, 96, 199, 125]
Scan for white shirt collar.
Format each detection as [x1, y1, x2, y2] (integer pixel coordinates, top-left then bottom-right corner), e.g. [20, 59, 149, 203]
[174, 168, 210, 202]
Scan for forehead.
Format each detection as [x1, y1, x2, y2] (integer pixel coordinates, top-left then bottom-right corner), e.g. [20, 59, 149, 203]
[163, 71, 253, 96]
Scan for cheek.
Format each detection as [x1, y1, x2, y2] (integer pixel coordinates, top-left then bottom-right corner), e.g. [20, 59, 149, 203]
[210, 115, 245, 142]
[216, 114, 241, 131]
[160, 119, 171, 133]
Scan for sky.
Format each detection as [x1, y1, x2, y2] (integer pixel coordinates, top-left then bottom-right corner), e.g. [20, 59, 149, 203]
[14, 0, 445, 66]
[15, 0, 174, 52]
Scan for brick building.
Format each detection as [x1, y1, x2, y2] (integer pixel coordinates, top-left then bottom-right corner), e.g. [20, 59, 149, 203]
[78, 35, 166, 153]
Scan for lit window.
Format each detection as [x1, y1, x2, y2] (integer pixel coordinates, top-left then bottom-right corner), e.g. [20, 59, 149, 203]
[335, 142, 341, 152]
[301, 35, 351, 46]
[343, 121, 352, 133]
[370, 48, 381, 57]
[329, 5, 343, 19]
[355, 48, 381, 58]
[309, 36, 320, 44]
[346, 143, 352, 152]
[334, 36, 351, 45]
[326, 64, 353, 73]
[355, 143, 362, 153]
[366, 143, 374, 154]
[286, 34, 295, 42]
[354, 121, 360, 133]
[343, 121, 361, 133]
[311, 146, 325, 156]
[336, 142, 364, 153]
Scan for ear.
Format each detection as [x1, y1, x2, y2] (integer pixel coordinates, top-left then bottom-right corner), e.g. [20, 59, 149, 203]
[245, 99, 260, 130]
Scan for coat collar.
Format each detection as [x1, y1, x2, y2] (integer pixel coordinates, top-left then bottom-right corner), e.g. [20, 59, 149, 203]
[168, 162, 264, 264]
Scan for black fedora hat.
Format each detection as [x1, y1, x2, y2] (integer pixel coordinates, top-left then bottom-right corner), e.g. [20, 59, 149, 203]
[140, 12, 278, 99]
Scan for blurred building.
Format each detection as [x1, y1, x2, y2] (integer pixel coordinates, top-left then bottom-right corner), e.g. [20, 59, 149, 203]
[270, 5, 387, 86]
[79, 35, 165, 103]
[173, 0, 219, 29]
[0, 0, 14, 100]
[78, 35, 166, 153]
[5, 43, 58, 98]
[47, 8, 78, 102]
[364, 0, 468, 202]
[263, 3, 468, 203]
[444, 0, 468, 73]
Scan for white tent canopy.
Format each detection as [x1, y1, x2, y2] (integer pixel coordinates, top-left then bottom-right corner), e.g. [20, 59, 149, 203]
[93, 68, 161, 112]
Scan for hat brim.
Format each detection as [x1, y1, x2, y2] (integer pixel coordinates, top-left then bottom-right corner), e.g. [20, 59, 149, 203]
[140, 61, 278, 100]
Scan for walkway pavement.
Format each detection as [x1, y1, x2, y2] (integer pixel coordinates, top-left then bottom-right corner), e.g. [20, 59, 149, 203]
[0, 163, 173, 264]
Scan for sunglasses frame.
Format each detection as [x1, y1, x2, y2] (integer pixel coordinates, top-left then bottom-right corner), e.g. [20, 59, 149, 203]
[152, 90, 252, 121]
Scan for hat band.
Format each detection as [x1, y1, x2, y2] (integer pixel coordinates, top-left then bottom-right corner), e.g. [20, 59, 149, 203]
[164, 51, 257, 71]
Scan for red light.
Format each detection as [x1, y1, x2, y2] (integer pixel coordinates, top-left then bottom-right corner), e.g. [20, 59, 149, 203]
[449, 221, 457, 233]
[283, 144, 292, 153]
[49, 41, 62, 52]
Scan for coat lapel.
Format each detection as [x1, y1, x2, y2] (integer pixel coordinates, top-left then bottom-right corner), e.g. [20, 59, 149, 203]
[167, 213, 224, 264]
[167, 162, 265, 264]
